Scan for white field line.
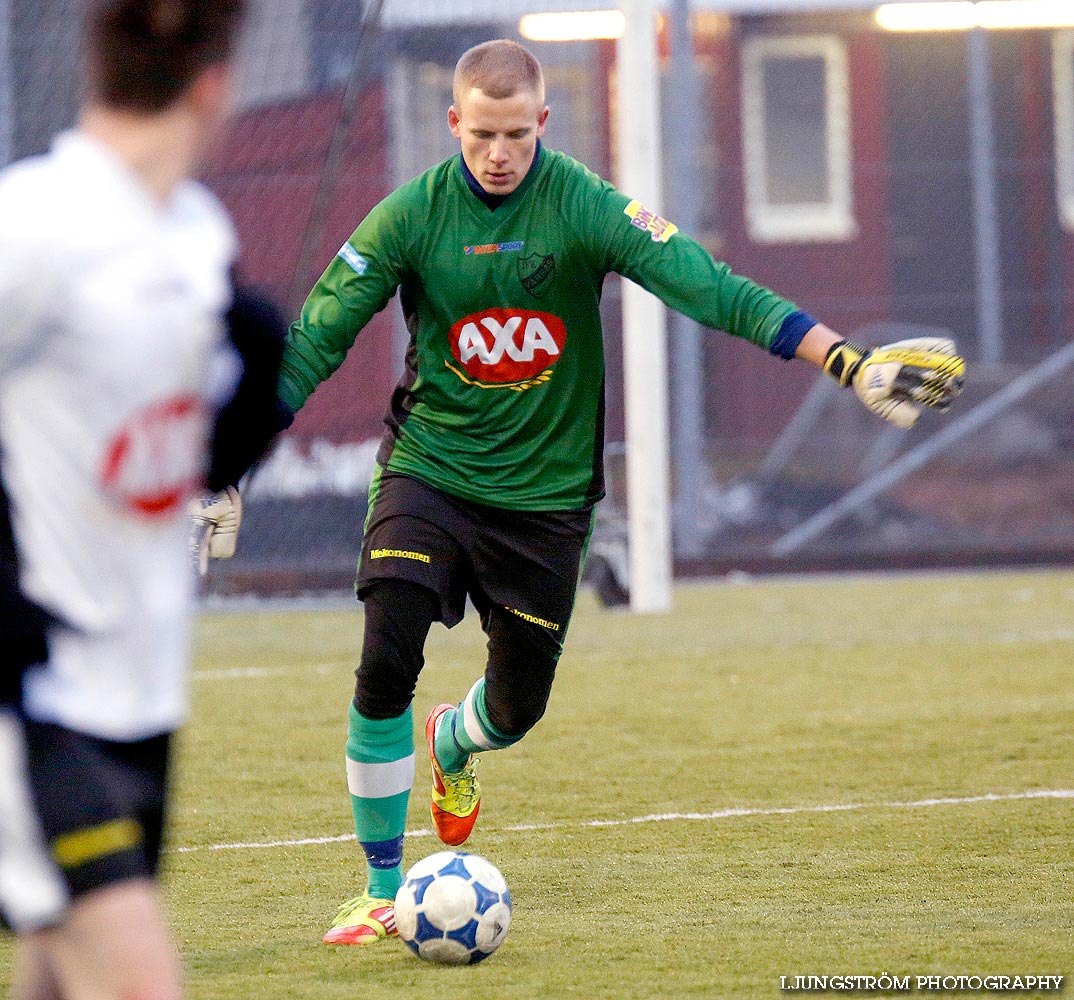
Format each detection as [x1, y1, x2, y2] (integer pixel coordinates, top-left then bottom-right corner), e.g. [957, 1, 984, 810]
[192, 663, 338, 681]
[191, 667, 281, 681]
[189, 628, 1074, 683]
[170, 788, 1074, 854]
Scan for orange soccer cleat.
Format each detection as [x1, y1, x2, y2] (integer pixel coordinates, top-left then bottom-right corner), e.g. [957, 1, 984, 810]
[425, 703, 482, 846]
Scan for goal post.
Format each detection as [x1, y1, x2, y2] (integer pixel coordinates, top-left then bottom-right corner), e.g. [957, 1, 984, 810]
[616, 0, 673, 613]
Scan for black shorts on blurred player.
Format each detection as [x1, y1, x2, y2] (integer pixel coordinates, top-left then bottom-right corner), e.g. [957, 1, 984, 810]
[0, 717, 170, 933]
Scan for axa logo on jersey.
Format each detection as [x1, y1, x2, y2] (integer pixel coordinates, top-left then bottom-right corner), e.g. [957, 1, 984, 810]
[448, 308, 566, 388]
[100, 395, 208, 518]
[458, 315, 557, 364]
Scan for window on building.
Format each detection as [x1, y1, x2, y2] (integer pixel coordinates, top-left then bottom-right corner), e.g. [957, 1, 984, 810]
[741, 34, 855, 243]
[1053, 30, 1074, 230]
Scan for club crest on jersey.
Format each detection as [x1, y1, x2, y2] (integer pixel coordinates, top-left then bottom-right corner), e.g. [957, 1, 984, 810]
[624, 200, 679, 243]
[100, 395, 208, 518]
[447, 308, 566, 390]
[518, 252, 556, 299]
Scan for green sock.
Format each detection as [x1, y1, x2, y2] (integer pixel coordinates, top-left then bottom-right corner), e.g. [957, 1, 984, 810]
[434, 678, 521, 773]
[345, 703, 413, 900]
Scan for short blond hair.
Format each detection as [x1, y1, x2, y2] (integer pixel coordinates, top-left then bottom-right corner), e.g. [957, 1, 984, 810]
[452, 39, 545, 106]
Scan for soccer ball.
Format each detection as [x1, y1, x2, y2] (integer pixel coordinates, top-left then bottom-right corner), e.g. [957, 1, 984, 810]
[394, 851, 512, 965]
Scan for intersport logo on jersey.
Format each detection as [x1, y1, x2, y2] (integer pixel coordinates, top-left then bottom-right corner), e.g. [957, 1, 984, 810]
[448, 308, 566, 388]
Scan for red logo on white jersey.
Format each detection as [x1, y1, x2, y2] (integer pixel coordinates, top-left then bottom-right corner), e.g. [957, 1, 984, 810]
[100, 395, 208, 518]
[448, 308, 566, 387]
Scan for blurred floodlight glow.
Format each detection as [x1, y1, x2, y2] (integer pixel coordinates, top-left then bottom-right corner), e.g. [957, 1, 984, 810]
[876, 0, 1074, 31]
[978, 0, 1074, 27]
[518, 11, 627, 41]
[875, 2, 976, 30]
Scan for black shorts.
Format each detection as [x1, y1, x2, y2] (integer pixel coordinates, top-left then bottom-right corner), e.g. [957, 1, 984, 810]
[0, 713, 170, 934]
[357, 471, 594, 633]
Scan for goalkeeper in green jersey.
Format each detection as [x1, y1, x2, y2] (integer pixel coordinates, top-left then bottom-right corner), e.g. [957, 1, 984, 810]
[208, 39, 964, 945]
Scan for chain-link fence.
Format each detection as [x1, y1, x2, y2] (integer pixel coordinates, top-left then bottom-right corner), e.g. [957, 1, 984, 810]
[6, 1, 1074, 598]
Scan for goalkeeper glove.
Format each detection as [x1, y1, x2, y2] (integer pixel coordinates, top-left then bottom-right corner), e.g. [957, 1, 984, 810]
[189, 485, 242, 577]
[824, 336, 966, 429]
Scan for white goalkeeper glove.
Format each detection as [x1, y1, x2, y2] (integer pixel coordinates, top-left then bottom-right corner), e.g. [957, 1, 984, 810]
[824, 336, 966, 429]
[189, 485, 242, 577]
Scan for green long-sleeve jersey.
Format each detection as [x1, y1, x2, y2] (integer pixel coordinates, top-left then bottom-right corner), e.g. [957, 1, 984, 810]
[279, 148, 800, 511]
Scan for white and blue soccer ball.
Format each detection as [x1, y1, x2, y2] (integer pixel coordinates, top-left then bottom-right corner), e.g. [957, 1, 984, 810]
[394, 851, 512, 965]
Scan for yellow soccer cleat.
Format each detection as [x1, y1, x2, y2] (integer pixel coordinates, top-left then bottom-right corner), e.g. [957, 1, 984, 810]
[322, 895, 398, 946]
[425, 704, 482, 846]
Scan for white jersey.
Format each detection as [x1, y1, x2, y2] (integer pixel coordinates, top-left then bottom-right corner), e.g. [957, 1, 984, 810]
[0, 131, 235, 741]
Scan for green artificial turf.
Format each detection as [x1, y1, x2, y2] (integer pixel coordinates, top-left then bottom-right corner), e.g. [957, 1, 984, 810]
[2, 569, 1071, 998]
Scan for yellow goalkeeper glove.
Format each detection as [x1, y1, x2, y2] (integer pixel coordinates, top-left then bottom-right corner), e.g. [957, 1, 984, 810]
[824, 336, 966, 429]
[189, 485, 242, 576]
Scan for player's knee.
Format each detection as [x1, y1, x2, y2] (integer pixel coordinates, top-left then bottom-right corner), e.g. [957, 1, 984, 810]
[355, 612, 419, 718]
[482, 649, 558, 737]
[482, 607, 561, 738]
[354, 580, 436, 719]
[484, 691, 549, 738]
[354, 651, 417, 720]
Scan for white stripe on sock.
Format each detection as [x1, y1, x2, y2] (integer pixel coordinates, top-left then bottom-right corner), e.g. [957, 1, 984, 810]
[345, 753, 414, 799]
[460, 679, 498, 751]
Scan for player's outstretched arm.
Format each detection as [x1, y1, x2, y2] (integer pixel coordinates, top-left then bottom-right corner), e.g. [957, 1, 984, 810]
[190, 284, 291, 575]
[796, 324, 966, 429]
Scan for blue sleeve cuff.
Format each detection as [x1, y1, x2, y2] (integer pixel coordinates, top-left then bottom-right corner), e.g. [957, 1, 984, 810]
[769, 310, 818, 361]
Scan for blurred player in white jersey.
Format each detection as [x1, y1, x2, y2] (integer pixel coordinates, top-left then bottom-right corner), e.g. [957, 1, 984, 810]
[0, 2, 288, 998]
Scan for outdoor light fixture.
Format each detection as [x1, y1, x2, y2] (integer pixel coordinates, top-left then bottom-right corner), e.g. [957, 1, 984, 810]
[876, 0, 1074, 31]
[875, 1, 975, 30]
[518, 10, 628, 42]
